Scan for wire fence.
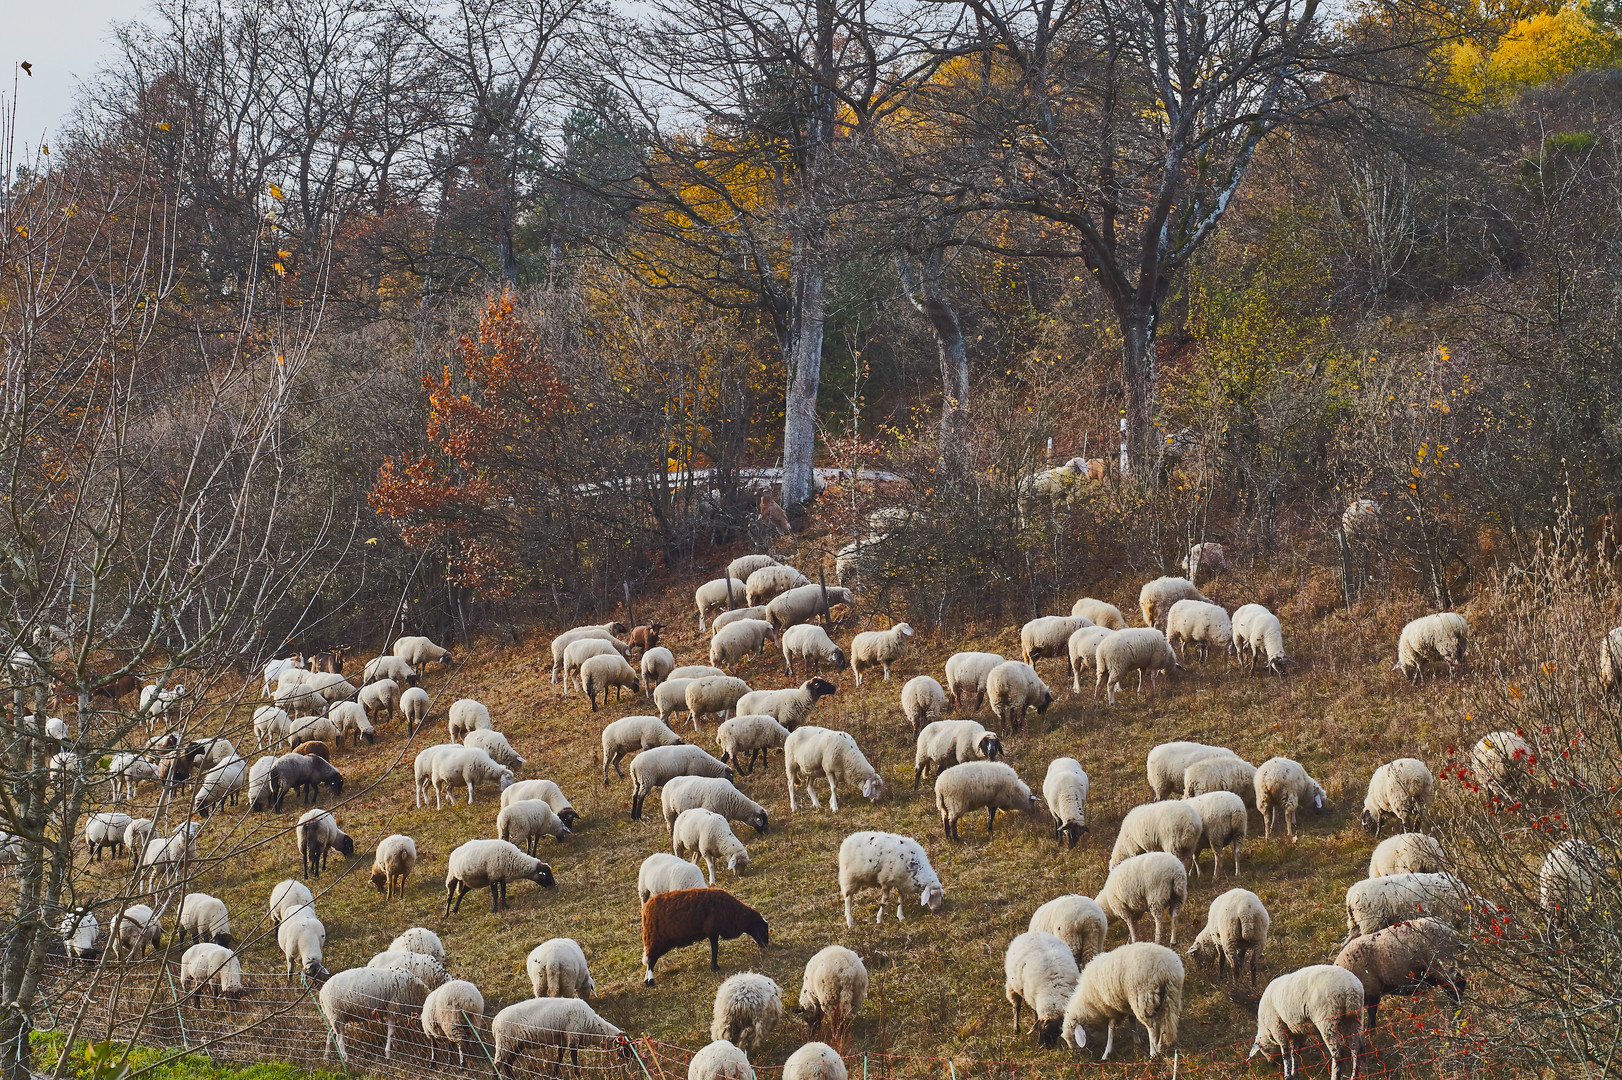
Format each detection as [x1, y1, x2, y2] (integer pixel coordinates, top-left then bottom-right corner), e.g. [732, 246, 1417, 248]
[33, 957, 1507, 1080]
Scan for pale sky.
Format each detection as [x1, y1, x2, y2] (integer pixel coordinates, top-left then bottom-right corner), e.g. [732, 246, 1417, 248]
[2, 0, 136, 154]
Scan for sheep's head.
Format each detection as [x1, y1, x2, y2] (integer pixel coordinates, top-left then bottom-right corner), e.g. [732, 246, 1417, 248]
[1267, 655, 1294, 675]
[370, 867, 389, 893]
[1058, 822, 1088, 846]
[221, 982, 248, 1001]
[830, 649, 848, 672]
[896, 623, 914, 638]
[748, 810, 768, 834]
[531, 861, 557, 888]
[1186, 932, 1218, 966]
[336, 833, 356, 858]
[607, 621, 629, 635]
[806, 678, 837, 700]
[1359, 808, 1379, 833]
[1310, 785, 1327, 815]
[745, 912, 770, 947]
[304, 959, 329, 984]
[498, 771, 515, 791]
[1032, 1016, 1064, 1048]
[860, 773, 887, 801]
[1036, 688, 1054, 713]
[559, 808, 580, 829]
[728, 851, 749, 875]
[978, 734, 1003, 760]
[920, 882, 944, 913]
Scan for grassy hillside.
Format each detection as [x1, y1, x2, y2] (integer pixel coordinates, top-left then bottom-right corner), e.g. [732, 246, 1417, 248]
[66, 562, 1475, 1074]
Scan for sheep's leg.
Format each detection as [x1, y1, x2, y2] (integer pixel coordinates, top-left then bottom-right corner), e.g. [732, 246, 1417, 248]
[986, 808, 997, 836]
[895, 895, 905, 921]
[1101, 1021, 1115, 1061]
[844, 892, 855, 928]
[787, 781, 798, 812]
[1153, 911, 1165, 943]
[705, 857, 716, 885]
[709, 935, 721, 971]
[827, 781, 839, 812]
[1125, 916, 1138, 943]
[805, 782, 821, 810]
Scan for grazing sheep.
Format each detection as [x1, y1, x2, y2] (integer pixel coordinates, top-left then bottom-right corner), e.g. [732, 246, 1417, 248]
[914, 720, 1004, 787]
[369, 949, 450, 990]
[900, 676, 947, 733]
[302, 671, 359, 706]
[140, 822, 200, 888]
[448, 698, 495, 743]
[319, 967, 430, 1061]
[498, 799, 572, 854]
[1181, 755, 1257, 807]
[1021, 615, 1093, 671]
[564, 639, 629, 691]
[935, 760, 1038, 839]
[671, 665, 728, 681]
[674, 807, 751, 883]
[285, 714, 340, 748]
[688, 1040, 754, 1080]
[631, 744, 733, 820]
[783, 1044, 845, 1080]
[838, 831, 944, 927]
[254, 706, 292, 750]
[639, 852, 709, 903]
[268, 879, 315, 927]
[1334, 917, 1463, 1032]
[986, 661, 1054, 732]
[193, 756, 249, 817]
[1005, 931, 1082, 1046]
[1369, 832, 1446, 878]
[501, 778, 580, 827]
[527, 937, 594, 998]
[371, 834, 418, 899]
[393, 635, 455, 668]
[362, 656, 417, 687]
[735, 679, 835, 732]
[429, 745, 515, 807]
[443, 838, 556, 914]
[1111, 801, 1202, 871]
[1345, 872, 1479, 939]
[747, 564, 811, 607]
[263, 655, 304, 697]
[712, 972, 782, 1053]
[711, 620, 780, 671]
[781, 624, 847, 678]
[391, 927, 445, 962]
[1071, 598, 1128, 630]
[798, 946, 867, 1032]
[59, 910, 100, 962]
[1096, 852, 1188, 945]
[656, 678, 700, 724]
[1394, 612, 1469, 681]
[696, 578, 750, 630]
[641, 888, 770, 985]
[784, 726, 886, 812]
[422, 980, 485, 1066]
[1249, 965, 1364, 1080]
[1139, 577, 1208, 629]
[716, 714, 791, 776]
[1183, 542, 1230, 582]
[1094, 629, 1180, 706]
[107, 752, 159, 802]
[109, 904, 165, 960]
[1471, 730, 1534, 792]
[1541, 838, 1604, 928]
[360, 679, 404, 727]
[851, 623, 914, 684]
[944, 651, 1005, 711]
[548, 624, 627, 682]
[662, 775, 768, 834]
[1165, 600, 1233, 663]
[1188, 888, 1269, 983]
[84, 812, 132, 861]
[1042, 758, 1091, 847]
[1186, 791, 1247, 879]
[582, 653, 642, 710]
[642, 646, 677, 689]
[729, 554, 780, 582]
[686, 675, 754, 729]
[413, 745, 457, 808]
[767, 584, 855, 633]
[1067, 627, 1115, 693]
[1602, 627, 1622, 691]
[327, 702, 374, 748]
[1030, 895, 1108, 966]
[1231, 604, 1291, 674]
[179, 943, 246, 1002]
[1361, 757, 1434, 834]
[124, 818, 155, 862]
[1061, 942, 1184, 1060]
[712, 606, 770, 634]
[179, 893, 232, 947]
[246, 755, 279, 812]
[602, 715, 685, 784]
[465, 727, 526, 769]
[491, 998, 626, 1075]
[1254, 757, 1327, 839]
[297, 809, 355, 879]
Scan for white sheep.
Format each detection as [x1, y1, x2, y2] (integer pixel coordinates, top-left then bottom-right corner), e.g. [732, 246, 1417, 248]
[263, 655, 304, 697]
[268, 878, 315, 927]
[1361, 757, 1434, 834]
[422, 979, 485, 1066]
[602, 715, 685, 784]
[712, 971, 782, 1053]
[327, 701, 374, 748]
[140, 822, 200, 888]
[443, 837, 555, 914]
[429, 745, 515, 808]
[1042, 758, 1091, 847]
[1095, 852, 1187, 944]
[564, 638, 624, 692]
[1188, 887, 1270, 983]
[1071, 598, 1127, 630]
[935, 760, 1038, 839]
[413, 745, 456, 808]
[1186, 790, 1247, 879]
[362, 655, 417, 686]
[1138, 576, 1208, 629]
[1345, 872, 1479, 939]
[253, 705, 291, 750]
[728, 554, 779, 582]
[781, 624, 847, 677]
[246, 755, 278, 812]
[278, 913, 327, 981]
[746, 564, 811, 606]
[783, 1044, 845, 1080]
[581, 653, 642, 710]
[986, 661, 1054, 731]
[711, 620, 780, 671]
[767, 584, 855, 632]
[686, 675, 754, 729]
[527, 937, 595, 998]
[784, 726, 885, 812]
[662, 775, 768, 834]
[838, 830, 944, 927]
[734, 679, 836, 732]
[1183, 542, 1231, 582]
[393, 635, 455, 668]
[464, 727, 526, 768]
[1005, 931, 1082, 1046]
[1249, 965, 1364, 1080]
[497, 799, 572, 855]
[297, 808, 355, 879]
[1111, 801, 1202, 871]
[1255, 756, 1327, 838]
[359, 679, 403, 727]
[943, 651, 1005, 711]
[501, 778, 579, 827]
[688, 1040, 754, 1080]
[642, 646, 677, 689]
[109, 904, 165, 959]
[716, 714, 792, 776]
[696, 578, 749, 629]
[1061, 942, 1184, 1059]
[673, 807, 751, 883]
[670, 665, 728, 681]
[1020, 615, 1093, 671]
[107, 752, 158, 802]
[124, 818, 154, 862]
[656, 678, 700, 725]
[1165, 599, 1233, 663]
[1394, 611, 1469, 681]
[372, 834, 418, 899]
[1541, 838, 1603, 928]
[285, 713, 339, 748]
[391, 927, 445, 962]
[369, 948, 450, 990]
[1094, 629, 1180, 706]
[1471, 730, 1534, 792]
[851, 623, 914, 684]
[303, 672, 359, 706]
[914, 720, 1004, 787]
[548, 624, 626, 682]
[59, 910, 99, 962]
[84, 812, 132, 861]
[1067, 626, 1115, 693]
[319, 967, 430, 1061]
[1368, 833, 1445, 878]
[798, 946, 867, 1032]
[179, 892, 232, 947]
[638, 852, 708, 903]
[1602, 626, 1622, 691]
[1231, 603, 1291, 674]
[630, 744, 733, 820]
[900, 675, 947, 733]
[492, 998, 625, 1075]
[1029, 895, 1107, 966]
[712, 606, 771, 634]
[1181, 755, 1257, 807]
[178, 943, 246, 1002]
[193, 755, 249, 817]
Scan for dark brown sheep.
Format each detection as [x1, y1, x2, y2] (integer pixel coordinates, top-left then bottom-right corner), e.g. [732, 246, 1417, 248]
[639, 887, 769, 986]
[157, 743, 206, 786]
[269, 755, 344, 812]
[1334, 916, 1464, 1033]
[309, 646, 351, 674]
[292, 740, 331, 761]
[629, 623, 665, 656]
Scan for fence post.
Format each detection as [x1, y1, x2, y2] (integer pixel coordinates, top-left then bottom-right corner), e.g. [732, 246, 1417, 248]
[304, 974, 346, 1070]
[462, 1009, 499, 1080]
[862, 1053, 868, 1080]
[164, 967, 190, 1051]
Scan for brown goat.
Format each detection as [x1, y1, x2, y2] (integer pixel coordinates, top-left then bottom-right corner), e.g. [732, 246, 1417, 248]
[292, 740, 331, 761]
[309, 646, 352, 674]
[759, 494, 791, 536]
[628, 624, 664, 656]
[640, 887, 769, 986]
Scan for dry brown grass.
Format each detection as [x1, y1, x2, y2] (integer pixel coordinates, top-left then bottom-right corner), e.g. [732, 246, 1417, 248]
[75, 563, 1478, 1072]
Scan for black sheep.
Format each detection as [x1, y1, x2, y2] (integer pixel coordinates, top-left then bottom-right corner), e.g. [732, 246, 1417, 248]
[640, 888, 768, 986]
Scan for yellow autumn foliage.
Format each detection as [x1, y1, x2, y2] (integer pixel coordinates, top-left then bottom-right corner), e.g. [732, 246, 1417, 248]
[1451, 2, 1622, 102]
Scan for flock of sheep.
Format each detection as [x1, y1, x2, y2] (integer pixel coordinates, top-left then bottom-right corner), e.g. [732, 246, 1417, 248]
[47, 517, 1609, 1080]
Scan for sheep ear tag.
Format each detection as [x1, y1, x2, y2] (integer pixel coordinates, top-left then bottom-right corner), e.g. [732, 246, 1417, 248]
[1314, 794, 1324, 809]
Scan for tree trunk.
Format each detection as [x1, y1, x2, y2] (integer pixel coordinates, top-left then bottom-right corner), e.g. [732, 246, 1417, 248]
[1120, 310, 1159, 476]
[781, 250, 827, 509]
[897, 252, 970, 470]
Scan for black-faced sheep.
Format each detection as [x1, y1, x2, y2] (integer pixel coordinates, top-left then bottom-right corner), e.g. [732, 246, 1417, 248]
[443, 838, 555, 914]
